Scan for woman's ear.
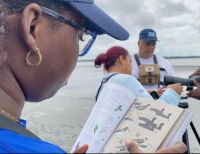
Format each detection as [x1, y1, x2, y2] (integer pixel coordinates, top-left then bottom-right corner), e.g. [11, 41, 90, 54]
[19, 3, 43, 53]
[118, 55, 125, 65]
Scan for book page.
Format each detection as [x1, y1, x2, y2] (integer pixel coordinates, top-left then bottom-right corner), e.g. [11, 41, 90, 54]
[160, 109, 193, 147]
[71, 83, 137, 153]
[103, 98, 185, 153]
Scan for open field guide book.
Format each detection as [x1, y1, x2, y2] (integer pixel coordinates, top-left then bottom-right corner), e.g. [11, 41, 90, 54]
[71, 82, 193, 153]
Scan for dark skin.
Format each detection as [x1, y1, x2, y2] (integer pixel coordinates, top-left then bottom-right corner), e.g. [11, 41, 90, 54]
[0, 3, 186, 153]
[1, 3, 86, 153]
[7, 4, 79, 102]
[187, 68, 200, 99]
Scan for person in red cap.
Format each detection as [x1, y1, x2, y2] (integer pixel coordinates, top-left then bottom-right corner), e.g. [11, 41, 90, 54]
[0, 0, 186, 153]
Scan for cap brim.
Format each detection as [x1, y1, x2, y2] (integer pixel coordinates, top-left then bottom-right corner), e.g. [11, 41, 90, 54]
[63, 1, 129, 40]
[143, 38, 158, 42]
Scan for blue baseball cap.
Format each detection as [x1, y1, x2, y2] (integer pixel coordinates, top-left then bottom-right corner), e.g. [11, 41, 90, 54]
[139, 28, 158, 42]
[59, 0, 129, 40]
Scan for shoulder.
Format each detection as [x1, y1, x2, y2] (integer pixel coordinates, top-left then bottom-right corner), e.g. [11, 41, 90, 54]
[109, 73, 142, 89]
[156, 55, 172, 65]
[110, 73, 138, 83]
[109, 73, 151, 98]
[156, 54, 167, 61]
[0, 129, 66, 153]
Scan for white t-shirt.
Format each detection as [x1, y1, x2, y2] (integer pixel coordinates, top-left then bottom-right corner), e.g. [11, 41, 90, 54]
[131, 54, 175, 91]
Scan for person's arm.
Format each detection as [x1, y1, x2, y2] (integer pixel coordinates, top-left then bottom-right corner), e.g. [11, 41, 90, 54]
[187, 68, 200, 99]
[126, 140, 187, 153]
[155, 142, 187, 153]
[158, 83, 183, 106]
[118, 75, 182, 106]
[159, 56, 175, 76]
[110, 74, 183, 105]
[166, 61, 175, 76]
[189, 67, 200, 78]
[110, 74, 152, 98]
[187, 80, 200, 100]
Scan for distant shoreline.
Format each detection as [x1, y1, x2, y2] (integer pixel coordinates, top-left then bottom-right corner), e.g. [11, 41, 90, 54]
[164, 56, 200, 59]
[78, 56, 200, 62]
[77, 57, 200, 67]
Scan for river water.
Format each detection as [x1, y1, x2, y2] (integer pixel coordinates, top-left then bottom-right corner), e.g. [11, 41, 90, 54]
[22, 60, 200, 152]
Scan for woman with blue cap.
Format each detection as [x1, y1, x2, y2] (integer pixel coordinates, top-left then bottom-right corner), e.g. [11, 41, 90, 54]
[0, 0, 186, 153]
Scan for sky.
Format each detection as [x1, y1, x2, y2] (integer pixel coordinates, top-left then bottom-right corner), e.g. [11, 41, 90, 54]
[79, 0, 200, 60]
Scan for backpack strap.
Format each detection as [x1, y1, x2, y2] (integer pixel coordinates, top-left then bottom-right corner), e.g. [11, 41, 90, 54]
[153, 55, 160, 88]
[134, 54, 141, 66]
[134, 54, 158, 65]
[95, 73, 119, 102]
[153, 55, 158, 64]
[0, 114, 40, 139]
[159, 67, 167, 86]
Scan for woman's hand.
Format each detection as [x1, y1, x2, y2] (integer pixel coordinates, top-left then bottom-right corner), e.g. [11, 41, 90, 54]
[73, 144, 88, 154]
[126, 140, 187, 153]
[167, 83, 183, 95]
[157, 86, 166, 96]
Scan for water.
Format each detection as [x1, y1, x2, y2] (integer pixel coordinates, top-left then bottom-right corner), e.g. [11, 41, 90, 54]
[21, 60, 200, 152]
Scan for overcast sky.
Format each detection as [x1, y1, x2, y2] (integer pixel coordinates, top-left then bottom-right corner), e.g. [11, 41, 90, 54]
[79, 0, 200, 60]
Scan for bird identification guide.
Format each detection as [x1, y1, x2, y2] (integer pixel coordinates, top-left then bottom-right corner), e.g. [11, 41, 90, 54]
[71, 82, 193, 153]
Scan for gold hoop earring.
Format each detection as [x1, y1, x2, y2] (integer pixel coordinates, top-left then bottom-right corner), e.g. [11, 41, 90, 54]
[26, 48, 42, 66]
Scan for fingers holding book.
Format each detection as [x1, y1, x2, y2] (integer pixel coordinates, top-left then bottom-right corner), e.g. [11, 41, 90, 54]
[125, 140, 186, 153]
[155, 142, 187, 153]
[73, 144, 88, 154]
[125, 139, 142, 153]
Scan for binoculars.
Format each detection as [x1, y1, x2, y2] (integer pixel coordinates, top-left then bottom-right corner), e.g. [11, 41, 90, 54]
[164, 75, 200, 90]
